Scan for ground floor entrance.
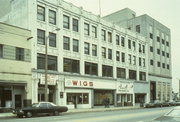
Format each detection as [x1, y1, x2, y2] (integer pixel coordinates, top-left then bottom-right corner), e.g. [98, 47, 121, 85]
[117, 94, 133, 106]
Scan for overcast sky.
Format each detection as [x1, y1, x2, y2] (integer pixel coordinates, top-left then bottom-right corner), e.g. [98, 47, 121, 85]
[65, 0, 180, 92]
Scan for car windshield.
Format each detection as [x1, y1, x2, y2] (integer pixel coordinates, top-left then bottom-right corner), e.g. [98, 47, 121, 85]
[31, 103, 39, 107]
[166, 109, 180, 117]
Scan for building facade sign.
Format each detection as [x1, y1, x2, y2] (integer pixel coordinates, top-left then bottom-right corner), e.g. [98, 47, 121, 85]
[65, 79, 93, 88]
[40, 74, 58, 85]
[116, 82, 134, 94]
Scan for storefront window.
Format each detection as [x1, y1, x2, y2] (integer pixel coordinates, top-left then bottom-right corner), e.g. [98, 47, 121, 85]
[94, 90, 114, 106]
[67, 93, 89, 105]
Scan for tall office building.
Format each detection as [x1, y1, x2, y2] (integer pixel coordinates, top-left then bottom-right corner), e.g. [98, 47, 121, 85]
[103, 8, 172, 102]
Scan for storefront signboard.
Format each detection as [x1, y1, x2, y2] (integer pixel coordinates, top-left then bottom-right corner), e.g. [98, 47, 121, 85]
[40, 74, 58, 85]
[116, 82, 134, 94]
[65, 79, 93, 88]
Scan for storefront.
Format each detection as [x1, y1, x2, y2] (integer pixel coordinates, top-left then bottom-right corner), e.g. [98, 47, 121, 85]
[116, 82, 134, 106]
[134, 82, 149, 106]
[0, 83, 26, 109]
[94, 89, 114, 106]
[65, 79, 93, 109]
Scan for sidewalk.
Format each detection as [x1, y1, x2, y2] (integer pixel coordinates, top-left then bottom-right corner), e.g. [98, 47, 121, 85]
[0, 106, 140, 119]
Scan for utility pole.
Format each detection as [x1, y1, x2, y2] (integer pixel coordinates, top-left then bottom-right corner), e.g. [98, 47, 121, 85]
[44, 28, 60, 102]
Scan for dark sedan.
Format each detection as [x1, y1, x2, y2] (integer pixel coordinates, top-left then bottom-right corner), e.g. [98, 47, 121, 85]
[12, 102, 68, 118]
[151, 106, 180, 122]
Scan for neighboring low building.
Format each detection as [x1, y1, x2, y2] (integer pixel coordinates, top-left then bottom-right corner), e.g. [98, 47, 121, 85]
[0, 22, 32, 109]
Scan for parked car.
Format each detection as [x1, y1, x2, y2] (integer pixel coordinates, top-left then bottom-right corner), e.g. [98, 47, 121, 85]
[144, 102, 155, 108]
[12, 102, 68, 118]
[151, 106, 180, 122]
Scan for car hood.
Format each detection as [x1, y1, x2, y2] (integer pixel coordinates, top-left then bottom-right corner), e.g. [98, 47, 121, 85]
[153, 116, 180, 122]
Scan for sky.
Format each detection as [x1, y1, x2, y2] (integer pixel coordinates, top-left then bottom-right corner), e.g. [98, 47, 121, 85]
[65, 0, 180, 92]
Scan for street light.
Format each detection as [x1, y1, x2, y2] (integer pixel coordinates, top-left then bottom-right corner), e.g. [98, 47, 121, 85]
[45, 28, 60, 102]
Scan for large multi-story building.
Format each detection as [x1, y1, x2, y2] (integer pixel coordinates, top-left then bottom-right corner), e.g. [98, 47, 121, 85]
[0, 22, 31, 109]
[1, 0, 172, 109]
[103, 8, 172, 102]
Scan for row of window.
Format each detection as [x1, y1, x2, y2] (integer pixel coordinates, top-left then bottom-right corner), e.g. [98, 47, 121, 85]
[0, 44, 25, 61]
[37, 5, 56, 25]
[149, 33, 170, 47]
[150, 60, 170, 69]
[37, 54, 146, 80]
[150, 46, 170, 58]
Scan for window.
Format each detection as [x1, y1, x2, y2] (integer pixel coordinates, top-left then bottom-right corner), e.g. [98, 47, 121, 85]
[101, 29, 106, 41]
[139, 72, 146, 81]
[157, 62, 161, 67]
[73, 18, 79, 32]
[63, 58, 80, 73]
[142, 45, 145, 53]
[115, 35, 119, 45]
[132, 41, 136, 50]
[150, 59, 154, 65]
[162, 63, 165, 68]
[63, 36, 70, 50]
[167, 64, 170, 69]
[121, 52, 125, 62]
[102, 47, 106, 58]
[133, 56, 136, 65]
[139, 44, 142, 53]
[162, 39, 165, 44]
[73, 39, 79, 52]
[84, 42, 90, 55]
[128, 54, 131, 64]
[157, 49, 160, 55]
[136, 25, 140, 33]
[16, 47, 24, 61]
[92, 26, 97, 38]
[162, 51, 165, 56]
[108, 49, 112, 60]
[139, 57, 141, 66]
[166, 53, 169, 58]
[108, 32, 112, 43]
[67, 93, 89, 105]
[121, 36, 125, 47]
[37, 29, 45, 45]
[128, 39, 131, 49]
[84, 23, 90, 35]
[150, 46, 153, 52]
[129, 70, 136, 80]
[37, 53, 57, 71]
[157, 36, 160, 42]
[102, 65, 113, 77]
[142, 58, 145, 67]
[117, 68, 126, 78]
[63, 15, 70, 29]
[149, 33, 153, 39]
[116, 51, 120, 61]
[49, 33, 56, 47]
[0, 44, 3, 58]
[37, 5, 45, 21]
[92, 44, 97, 56]
[166, 41, 169, 47]
[85, 62, 98, 76]
[49, 10, 56, 24]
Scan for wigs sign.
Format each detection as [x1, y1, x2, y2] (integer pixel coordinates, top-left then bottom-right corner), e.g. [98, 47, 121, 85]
[65, 79, 94, 88]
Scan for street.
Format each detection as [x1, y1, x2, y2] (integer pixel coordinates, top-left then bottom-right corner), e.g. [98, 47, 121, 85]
[0, 107, 173, 122]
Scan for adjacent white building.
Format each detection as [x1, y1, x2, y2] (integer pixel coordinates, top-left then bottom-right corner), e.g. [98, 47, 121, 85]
[0, 0, 160, 109]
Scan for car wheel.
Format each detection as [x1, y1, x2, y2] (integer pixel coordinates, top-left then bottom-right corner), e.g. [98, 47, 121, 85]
[54, 111, 59, 116]
[26, 112, 32, 118]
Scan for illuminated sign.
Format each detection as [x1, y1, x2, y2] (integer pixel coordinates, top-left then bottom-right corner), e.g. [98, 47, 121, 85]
[65, 79, 93, 88]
